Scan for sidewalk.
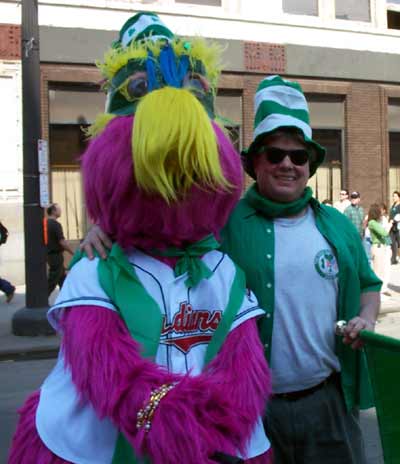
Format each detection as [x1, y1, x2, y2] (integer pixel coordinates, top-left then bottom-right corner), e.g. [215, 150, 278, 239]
[0, 287, 60, 360]
[1, 265, 400, 359]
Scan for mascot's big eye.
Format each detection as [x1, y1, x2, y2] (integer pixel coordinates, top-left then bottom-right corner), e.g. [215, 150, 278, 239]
[127, 77, 148, 99]
[183, 73, 209, 98]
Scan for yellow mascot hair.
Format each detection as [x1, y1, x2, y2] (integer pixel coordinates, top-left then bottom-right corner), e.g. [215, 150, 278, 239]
[132, 87, 230, 202]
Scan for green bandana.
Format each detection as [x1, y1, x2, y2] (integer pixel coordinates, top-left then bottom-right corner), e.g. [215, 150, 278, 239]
[151, 235, 220, 288]
[245, 184, 313, 218]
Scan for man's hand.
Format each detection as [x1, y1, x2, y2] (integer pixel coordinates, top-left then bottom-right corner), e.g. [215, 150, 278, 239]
[80, 225, 112, 260]
[342, 316, 376, 350]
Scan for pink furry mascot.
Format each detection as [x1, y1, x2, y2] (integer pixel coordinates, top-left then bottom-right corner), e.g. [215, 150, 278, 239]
[9, 12, 272, 464]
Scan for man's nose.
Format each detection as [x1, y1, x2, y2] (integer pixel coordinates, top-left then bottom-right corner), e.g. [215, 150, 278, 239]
[279, 154, 294, 168]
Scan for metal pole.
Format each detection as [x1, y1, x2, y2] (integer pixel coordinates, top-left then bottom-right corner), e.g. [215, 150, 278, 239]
[12, 0, 53, 335]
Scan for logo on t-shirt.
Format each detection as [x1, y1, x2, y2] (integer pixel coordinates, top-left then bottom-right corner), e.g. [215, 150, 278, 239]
[314, 249, 339, 280]
[161, 302, 222, 354]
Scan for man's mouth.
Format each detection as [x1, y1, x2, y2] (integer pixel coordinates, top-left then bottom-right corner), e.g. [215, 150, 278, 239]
[275, 175, 297, 181]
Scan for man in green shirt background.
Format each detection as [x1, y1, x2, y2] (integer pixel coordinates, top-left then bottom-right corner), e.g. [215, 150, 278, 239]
[82, 75, 382, 464]
[344, 191, 365, 237]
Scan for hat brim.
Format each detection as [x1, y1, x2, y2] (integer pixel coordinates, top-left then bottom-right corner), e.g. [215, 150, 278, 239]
[241, 130, 326, 179]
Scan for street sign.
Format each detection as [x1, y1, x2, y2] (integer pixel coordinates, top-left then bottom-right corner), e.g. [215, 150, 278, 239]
[38, 138, 48, 174]
[39, 173, 49, 207]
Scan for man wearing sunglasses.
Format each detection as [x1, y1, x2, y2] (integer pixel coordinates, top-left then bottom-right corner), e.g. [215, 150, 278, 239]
[221, 75, 381, 464]
[333, 189, 351, 213]
[81, 75, 381, 464]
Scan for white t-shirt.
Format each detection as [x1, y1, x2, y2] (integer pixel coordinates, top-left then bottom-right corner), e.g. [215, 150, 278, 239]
[333, 199, 350, 214]
[271, 207, 341, 393]
[37, 249, 269, 463]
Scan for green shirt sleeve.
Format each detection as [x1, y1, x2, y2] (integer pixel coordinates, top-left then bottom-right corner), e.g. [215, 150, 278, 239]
[356, 223, 382, 293]
[368, 220, 388, 239]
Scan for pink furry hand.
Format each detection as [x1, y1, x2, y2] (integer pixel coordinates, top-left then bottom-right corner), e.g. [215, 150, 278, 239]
[142, 375, 243, 464]
[141, 320, 271, 464]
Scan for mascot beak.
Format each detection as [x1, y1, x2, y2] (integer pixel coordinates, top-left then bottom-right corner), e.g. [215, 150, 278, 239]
[131, 86, 228, 202]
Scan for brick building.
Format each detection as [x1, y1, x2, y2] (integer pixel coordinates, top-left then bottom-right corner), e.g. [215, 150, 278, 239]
[1, 0, 400, 283]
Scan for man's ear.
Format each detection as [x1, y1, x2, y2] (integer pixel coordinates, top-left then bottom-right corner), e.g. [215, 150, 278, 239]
[241, 151, 256, 180]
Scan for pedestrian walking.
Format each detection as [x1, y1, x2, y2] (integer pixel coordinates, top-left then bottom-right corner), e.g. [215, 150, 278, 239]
[389, 191, 400, 264]
[344, 191, 365, 237]
[0, 220, 15, 303]
[367, 204, 391, 297]
[333, 188, 350, 213]
[81, 75, 382, 464]
[46, 203, 74, 297]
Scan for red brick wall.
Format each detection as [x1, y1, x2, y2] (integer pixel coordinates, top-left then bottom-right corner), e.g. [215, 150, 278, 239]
[0, 24, 21, 60]
[345, 83, 387, 208]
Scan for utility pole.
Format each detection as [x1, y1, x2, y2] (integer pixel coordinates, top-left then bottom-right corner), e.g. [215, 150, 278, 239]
[12, 0, 53, 335]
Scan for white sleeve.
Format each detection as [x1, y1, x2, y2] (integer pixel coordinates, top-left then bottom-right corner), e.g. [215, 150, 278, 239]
[229, 287, 265, 332]
[48, 257, 118, 331]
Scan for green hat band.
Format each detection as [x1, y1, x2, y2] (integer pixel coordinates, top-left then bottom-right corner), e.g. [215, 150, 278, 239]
[119, 12, 173, 48]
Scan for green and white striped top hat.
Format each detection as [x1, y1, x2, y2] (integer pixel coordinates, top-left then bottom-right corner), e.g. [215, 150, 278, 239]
[244, 75, 325, 178]
[117, 12, 174, 48]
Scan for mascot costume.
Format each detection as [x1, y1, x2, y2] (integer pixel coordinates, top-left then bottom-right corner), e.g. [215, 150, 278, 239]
[9, 12, 272, 464]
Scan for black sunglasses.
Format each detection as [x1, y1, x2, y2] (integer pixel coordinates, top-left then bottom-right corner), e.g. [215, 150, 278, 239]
[256, 146, 310, 166]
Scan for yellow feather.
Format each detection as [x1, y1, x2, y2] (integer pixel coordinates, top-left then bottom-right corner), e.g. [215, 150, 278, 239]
[84, 113, 116, 139]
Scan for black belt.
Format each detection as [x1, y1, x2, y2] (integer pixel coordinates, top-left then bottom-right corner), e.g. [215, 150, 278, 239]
[273, 372, 340, 401]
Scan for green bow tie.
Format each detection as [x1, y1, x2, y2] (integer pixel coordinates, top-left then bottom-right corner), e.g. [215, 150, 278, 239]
[152, 235, 220, 288]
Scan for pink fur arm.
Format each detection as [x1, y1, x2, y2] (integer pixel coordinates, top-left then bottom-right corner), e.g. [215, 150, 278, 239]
[61, 307, 270, 463]
[147, 317, 272, 463]
[205, 317, 271, 452]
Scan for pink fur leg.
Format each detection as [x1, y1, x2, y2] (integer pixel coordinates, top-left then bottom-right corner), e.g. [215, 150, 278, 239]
[8, 391, 71, 464]
[60, 307, 270, 463]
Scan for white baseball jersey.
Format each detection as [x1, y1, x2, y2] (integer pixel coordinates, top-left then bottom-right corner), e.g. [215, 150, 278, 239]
[37, 249, 270, 463]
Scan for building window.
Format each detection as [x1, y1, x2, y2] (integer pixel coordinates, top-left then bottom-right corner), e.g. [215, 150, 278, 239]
[306, 96, 345, 202]
[49, 84, 104, 241]
[388, 10, 400, 29]
[215, 91, 242, 152]
[282, 0, 318, 16]
[175, 0, 221, 5]
[388, 100, 400, 203]
[335, 0, 370, 21]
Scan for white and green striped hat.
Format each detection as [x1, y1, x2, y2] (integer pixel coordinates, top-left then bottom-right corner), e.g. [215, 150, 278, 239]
[244, 75, 325, 178]
[117, 12, 173, 48]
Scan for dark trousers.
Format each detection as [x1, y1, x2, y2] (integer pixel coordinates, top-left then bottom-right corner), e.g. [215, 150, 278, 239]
[0, 277, 15, 296]
[264, 378, 366, 464]
[390, 230, 399, 264]
[47, 252, 66, 296]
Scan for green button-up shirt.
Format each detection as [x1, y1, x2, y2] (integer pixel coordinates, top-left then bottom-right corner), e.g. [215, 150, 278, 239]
[220, 197, 382, 411]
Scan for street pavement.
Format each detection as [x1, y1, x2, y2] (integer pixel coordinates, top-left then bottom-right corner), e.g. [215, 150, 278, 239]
[1, 265, 400, 463]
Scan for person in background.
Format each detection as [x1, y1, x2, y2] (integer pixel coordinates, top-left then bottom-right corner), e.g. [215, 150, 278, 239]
[46, 203, 74, 297]
[0, 220, 15, 303]
[389, 191, 400, 265]
[344, 191, 365, 237]
[333, 188, 350, 213]
[322, 198, 333, 206]
[367, 204, 391, 297]
[81, 75, 382, 464]
[380, 203, 392, 296]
